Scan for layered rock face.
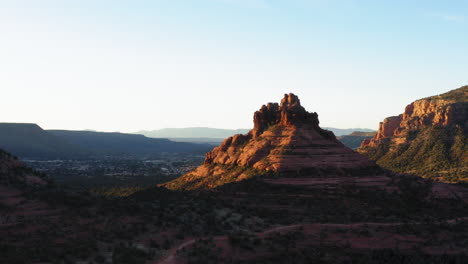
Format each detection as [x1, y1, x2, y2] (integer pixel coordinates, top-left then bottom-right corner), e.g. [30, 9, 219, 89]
[164, 94, 377, 190]
[359, 86, 468, 182]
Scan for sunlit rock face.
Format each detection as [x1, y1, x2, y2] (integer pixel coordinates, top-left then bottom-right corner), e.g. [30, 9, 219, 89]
[361, 87, 468, 149]
[358, 86, 468, 182]
[163, 93, 377, 190]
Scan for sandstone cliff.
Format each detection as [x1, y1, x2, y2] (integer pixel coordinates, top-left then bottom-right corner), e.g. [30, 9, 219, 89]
[359, 86, 468, 182]
[164, 94, 377, 190]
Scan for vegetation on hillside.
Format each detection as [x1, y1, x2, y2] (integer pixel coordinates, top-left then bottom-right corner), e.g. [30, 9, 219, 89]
[423, 85, 468, 102]
[163, 164, 270, 190]
[359, 86, 468, 183]
[2, 155, 468, 263]
[338, 131, 376, 149]
[360, 125, 468, 183]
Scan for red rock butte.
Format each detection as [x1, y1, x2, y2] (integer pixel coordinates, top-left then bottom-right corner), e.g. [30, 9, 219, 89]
[163, 93, 378, 190]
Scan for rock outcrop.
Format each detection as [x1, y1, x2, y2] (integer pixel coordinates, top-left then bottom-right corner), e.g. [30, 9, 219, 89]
[164, 93, 378, 190]
[359, 86, 468, 182]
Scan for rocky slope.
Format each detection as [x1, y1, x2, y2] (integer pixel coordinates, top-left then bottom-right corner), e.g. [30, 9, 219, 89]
[0, 149, 49, 187]
[358, 86, 468, 182]
[164, 94, 378, 190]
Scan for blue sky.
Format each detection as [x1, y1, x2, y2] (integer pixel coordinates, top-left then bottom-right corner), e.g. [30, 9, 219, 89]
[1, 0, 467, 132]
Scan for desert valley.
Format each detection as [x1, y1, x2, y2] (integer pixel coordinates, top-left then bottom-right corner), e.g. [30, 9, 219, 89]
[2, 1, 467, 263]
[1, 87, 467, 263]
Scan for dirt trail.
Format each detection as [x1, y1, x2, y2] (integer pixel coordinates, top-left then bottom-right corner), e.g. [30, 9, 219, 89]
[153, 217, 468, 264]
[154, 225, 304, 264]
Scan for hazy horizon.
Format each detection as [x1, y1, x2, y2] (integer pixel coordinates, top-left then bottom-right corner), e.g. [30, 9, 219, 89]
[0, 124, 376, 134]
[2, 1, 467, 132]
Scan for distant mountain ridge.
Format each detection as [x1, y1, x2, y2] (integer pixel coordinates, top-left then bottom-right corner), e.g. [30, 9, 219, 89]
[49, 130, 211, 156]
[0, 123, 212, 158]
[322, 127, 375, 136]
[136, 127, 375, 140]
[338, 131, 377, 150]
[136, 127, 250, 139]
[0, 123, 86, 158]
[0, 123, 375, 159]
